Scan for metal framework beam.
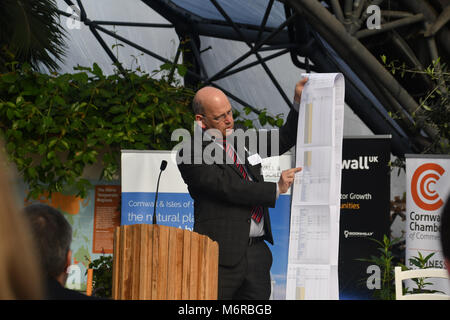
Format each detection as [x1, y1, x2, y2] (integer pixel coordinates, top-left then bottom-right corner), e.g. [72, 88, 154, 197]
[355, 13, 425, 39]
[57, 0, 430, 156]
[213, 48, 290, 81]
[60, 0, 303, 117]
[303, 29, 415, 155]
[205, 12, 298, 83]
[286, 0, 440, 149]
[256, 0, 275, 43]
[89, 21, 173, 28]
[209, 0, 293, 110]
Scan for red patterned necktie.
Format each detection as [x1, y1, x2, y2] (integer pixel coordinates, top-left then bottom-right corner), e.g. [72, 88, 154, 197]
[220, 139, 263, 223]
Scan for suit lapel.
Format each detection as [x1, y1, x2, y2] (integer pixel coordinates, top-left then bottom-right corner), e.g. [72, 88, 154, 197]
[202, 139, 243, 178]
[243, 147, 261, 182]
[229, 145, 262, 182]
[246, 163, 261, 182]
[202, 133, 262, 182]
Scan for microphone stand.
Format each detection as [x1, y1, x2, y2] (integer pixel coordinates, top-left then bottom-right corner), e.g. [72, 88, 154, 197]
[153, 160, 167, 225]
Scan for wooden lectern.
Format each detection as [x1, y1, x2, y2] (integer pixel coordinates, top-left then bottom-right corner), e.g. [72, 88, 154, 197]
[112, 224, 219, 300]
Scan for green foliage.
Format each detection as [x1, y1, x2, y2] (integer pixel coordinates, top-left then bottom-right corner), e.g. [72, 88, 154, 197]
[87, 254, 113, 298]
[381, 55, 450, 155]
[0, 62, 195, 199]
[357, 235, 445, 299]
[233, 106, 285, 129]
[400, 252, 445, 295]
[357, 235, 402, 300]
[0, 46, 288, 200]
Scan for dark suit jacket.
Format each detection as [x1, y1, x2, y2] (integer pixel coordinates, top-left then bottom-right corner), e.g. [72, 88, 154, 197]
[177, 109, 298, 267]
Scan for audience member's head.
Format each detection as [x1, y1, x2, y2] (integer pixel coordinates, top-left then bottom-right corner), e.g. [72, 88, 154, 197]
[441, 195, 450, 275]
[24, 203, 73, 286]
[0, 146, 43, 299]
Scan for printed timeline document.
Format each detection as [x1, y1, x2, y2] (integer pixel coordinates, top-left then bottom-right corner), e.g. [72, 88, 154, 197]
[286, 73, 345, 300]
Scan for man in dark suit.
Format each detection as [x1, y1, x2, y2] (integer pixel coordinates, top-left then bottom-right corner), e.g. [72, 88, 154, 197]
[177, 78, 307, 300]
[24, 203, 98, 300]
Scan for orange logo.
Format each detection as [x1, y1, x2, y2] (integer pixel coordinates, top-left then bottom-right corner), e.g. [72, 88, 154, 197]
[411, 163, 445, 211]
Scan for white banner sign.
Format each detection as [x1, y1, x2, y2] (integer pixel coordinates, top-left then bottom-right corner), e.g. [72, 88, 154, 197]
[121, 150, 193, 229]
[406, 155, 450, 294]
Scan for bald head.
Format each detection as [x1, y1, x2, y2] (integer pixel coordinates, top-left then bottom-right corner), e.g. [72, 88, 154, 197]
[193, 87, 229, 115]
[193, 86, 234, 136]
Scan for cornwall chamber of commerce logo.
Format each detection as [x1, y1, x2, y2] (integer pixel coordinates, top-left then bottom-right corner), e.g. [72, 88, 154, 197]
[411, 163, 445, 211]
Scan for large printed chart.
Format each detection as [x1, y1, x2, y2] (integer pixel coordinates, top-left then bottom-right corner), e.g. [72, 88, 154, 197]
[286, 73, 345, 300]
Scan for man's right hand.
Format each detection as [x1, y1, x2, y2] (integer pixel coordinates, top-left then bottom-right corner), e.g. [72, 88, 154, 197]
[278, 167, 302, 194]
[294, 77, 308, 104]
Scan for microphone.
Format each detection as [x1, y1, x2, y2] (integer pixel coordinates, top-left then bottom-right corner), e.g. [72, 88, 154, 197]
[153, 160, 168, 225]
[160, 160, 167, 171]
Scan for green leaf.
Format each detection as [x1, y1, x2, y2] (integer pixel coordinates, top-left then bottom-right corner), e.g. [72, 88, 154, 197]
[72, 72, 89, 84]
[154, 123, 164, 135]
[92, 63, 104, 77]
[383, 234, 390, 247]
[6, 142, 15, 153]
[258, 112, 267, 126]
[16, 96, 24, 105]
[244, 119, 253, 128]
[38, 144, 46, 155]
[177, 64, 187, 77]
[409, 259, 422, 268]
[7, 108, 15, 120]
[53, 95, 65, 106]
[276, 118, 284, 127]
[112, 114, 126, 123]
[137, 93, 149, 104]
[109, 105, 125, 114]
[423, 252, 436, 263]
[1, 73, 18, 83]
[27, 167, 38, 179]
[48, 138, 58, 149]
[42, 116, 53, 128]
[59, 139, 70, 150]
[422, 104, 432, 111]
[159, 62, 172, 71]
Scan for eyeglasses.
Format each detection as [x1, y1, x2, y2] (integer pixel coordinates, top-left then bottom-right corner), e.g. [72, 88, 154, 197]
[201, 109, 233, 123]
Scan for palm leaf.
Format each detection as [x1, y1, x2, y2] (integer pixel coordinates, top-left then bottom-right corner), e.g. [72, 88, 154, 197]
[0, 0, 66, 71]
